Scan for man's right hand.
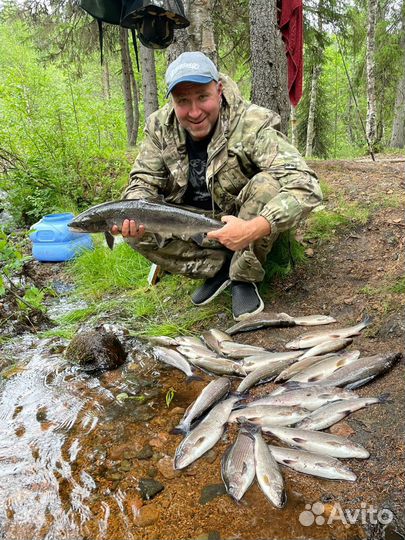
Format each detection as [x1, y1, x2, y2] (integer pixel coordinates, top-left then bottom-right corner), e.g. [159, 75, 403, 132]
[111, 219, 145, 239]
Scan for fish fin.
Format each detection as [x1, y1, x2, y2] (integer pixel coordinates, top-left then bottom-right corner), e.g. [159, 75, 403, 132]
[345, 375, 376, 389]
[315, 461, 328, 468]
[170, 426, 187, 435]
[362, 314, 373, 327]
[186, 374, 203, 384]
[308, 375, 323, 382]
[378, 393, 391, 404]
[292, 437, 307, 443]
[279, 491, 288, 508]
[239, 421, 259, 436]
[153, 233, 167, 248]
[282, 381, 305, 390]
[283, 459, 297, 465]
[105, 231, 115, 250]
[191, 233, 205, 246]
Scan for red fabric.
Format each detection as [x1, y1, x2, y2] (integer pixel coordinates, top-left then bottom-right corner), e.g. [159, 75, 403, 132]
[278, 0, 303, 107]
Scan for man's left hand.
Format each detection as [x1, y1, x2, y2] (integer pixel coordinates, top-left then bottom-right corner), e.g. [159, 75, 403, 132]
[207, 215, 271, 251]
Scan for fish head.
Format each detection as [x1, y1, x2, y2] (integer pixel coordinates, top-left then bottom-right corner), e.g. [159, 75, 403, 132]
[68, 212, 108, 233]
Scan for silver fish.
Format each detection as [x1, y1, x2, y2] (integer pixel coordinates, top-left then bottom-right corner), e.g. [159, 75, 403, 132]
[201, 329, 233, 355]
[292, 314, 337, 326]
[148, 335, 178, 346]
[268, 445, 357, 481]
[263, 426, 369, 459]
[189, 356, 246, 377]
[174, 396, 239, 469]
[175, 336, 205, 347]
[289, 350, 361, 383]
[286, 315, 372, 349]
[319, 352, 402, 389]
[296, 396, 386, 431]
[248, 424, 286, 507]
[226, 312, 296, 335]
[275, 354, 336, 383]
[245, 385, 358, 411]
[68, 199, 223, 249]
[221, 425, 256, 501]
[177, 344, 218, 359]
[298, 337, 353, 359]
[173, 377, 231, 434]
[236, 358, 295, 394]
[153, 346, 201, 382]
[229, 405, 310, 426]
[242, 351, 302, 373]
[219, 341, 268, 359]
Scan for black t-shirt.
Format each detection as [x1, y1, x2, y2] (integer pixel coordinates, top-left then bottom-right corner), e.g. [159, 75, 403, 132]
[183, 133, 212, 210]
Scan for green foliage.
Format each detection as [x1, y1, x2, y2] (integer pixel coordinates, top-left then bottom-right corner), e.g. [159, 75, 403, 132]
[305, 210, 349, 240]
[263, 230, 306, 284]
[389, 277, 405, 294]
[165, 387, 175, 407]
[17, 286, 46, 312]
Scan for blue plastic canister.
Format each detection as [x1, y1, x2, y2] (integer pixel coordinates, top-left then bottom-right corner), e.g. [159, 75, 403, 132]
[30, 213, 93, 262]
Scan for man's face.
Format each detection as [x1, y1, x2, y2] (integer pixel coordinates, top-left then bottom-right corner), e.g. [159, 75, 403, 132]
[171, 81, 223, 141]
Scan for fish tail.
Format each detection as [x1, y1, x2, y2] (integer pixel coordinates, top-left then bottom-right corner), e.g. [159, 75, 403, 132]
[378, 392, 392, 404]
[186, 374, 203, 383]
[170, 425, 187, 435]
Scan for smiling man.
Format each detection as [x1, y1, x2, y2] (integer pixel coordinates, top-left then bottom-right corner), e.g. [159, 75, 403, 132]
[116, 52, 323, 321]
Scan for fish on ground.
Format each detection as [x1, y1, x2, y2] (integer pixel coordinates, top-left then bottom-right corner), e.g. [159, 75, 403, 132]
[288, 350, 361, 383]
[201, 329, 233, 356]
[296, 396, 387, 431]
[298, 337, 353, 360]
[285, 315, 372, 350]
[236, 358, 296, 394]
[244, 385, 358, 411]
[221, 424, 256, 501]
[275, 353, 337, 383]
[263, 426, 369, 459]
[226, 312, 296, 335]
[189, 355, 246, 377]
[219, 341, 269, 359]
[174, 396, 239, 469]
[245, 423, 286, 507]
[68, 198, 223, 249]
[268, 445, 357, 481]
[318, 352, 403, 389]
[152, 346, 201, 382]
[229, 405, 310, 426]
[242, 351, 302, 373]
[176, 344, 218, 359]
[172, 377, 231, 434]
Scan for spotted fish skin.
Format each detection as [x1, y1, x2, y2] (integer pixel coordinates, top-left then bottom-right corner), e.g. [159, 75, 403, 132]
[221, 426, 256, 501]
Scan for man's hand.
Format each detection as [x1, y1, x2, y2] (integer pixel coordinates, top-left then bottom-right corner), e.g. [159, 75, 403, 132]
[111, 219, 145, 239]
[207, 215, 271, 251]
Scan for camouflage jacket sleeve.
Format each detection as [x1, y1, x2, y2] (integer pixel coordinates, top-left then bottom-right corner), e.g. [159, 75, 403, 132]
[248, 124, 322, 234]
[123, 112, 169, 200]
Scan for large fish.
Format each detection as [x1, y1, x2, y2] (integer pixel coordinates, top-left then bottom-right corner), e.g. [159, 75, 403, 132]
[296, 396, 387, 431]
[285, 316, 372, 350]
[248, 424, 286, 507]
[229, 405, 310, 426]
[221, 425, 256, 501]
[275, 353, 336, 383]
[268, 445, 357, 481]
[174, 396, 239, 469]
[236, 358, 296, 394]
[263, 426, 369, 459]
[226, 313, 336, 335]
[189, 355, 246, 377]
[242, 351, 302, 373]
[68, 199, 223, 249]
[298, 337, 353, 359]
[172, 377, 231, 434]
[152, 346, 201, 382]
[244, 385, 358, 411]
[318, 352, 402, 389]
[289, 350, 361, 383]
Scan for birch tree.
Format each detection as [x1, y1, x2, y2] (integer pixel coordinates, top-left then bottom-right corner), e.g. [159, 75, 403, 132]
[366, 0, 377, 147]
[249, 0, 289, 134]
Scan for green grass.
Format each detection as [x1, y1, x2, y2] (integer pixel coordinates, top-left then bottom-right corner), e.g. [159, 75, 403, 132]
[389, 277, 405, 294]
[305, 210, 349, 241]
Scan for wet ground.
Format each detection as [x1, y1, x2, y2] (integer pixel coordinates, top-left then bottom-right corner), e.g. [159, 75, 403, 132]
[0, 158, 404, 539]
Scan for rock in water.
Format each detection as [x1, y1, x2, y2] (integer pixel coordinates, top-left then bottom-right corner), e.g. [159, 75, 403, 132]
[65, 330, 126, 372]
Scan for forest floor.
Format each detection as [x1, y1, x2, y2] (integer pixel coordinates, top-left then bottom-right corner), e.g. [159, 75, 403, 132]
[1, 157, 404, 540]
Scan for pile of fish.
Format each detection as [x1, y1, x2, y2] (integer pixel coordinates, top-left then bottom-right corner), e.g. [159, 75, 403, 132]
[149, 312, 402, 506]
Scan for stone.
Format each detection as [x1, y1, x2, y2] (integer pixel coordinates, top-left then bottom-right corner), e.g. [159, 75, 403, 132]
[109, 443, 142, 461]
[329, 422, 355, 437]
[157, 455, 179, 479]
[169, 406, 185, 416]
[134, 505, 160, 527]
[135, 445, 153, 460]
[64, 329, 126, 372]
[199, 484, 227, 505]
[139, 478, 164, 500]
[149, 432, 169, 448]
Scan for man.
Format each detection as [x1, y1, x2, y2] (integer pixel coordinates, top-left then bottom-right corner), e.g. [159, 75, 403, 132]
[113, 52, 322, 321]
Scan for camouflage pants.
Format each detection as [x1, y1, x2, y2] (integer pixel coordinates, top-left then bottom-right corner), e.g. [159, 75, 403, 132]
[125, 174, 280, 282]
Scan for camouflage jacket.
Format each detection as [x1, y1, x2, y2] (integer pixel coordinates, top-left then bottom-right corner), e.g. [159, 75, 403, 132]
[124, 74, 322, 235]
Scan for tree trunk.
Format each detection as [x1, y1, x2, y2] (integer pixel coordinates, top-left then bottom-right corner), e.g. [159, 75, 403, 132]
[140, 45, 159, 119]
[305, 65, 321, 157]
[119, 27, 138, 147]
[102, 59, 111, 100]
[290, 105, 297, 147]
[366, 0, 378, 147]
[249, 0, 289, 134]
[390, 5, 405, 148]
[167, 0, 216, 63]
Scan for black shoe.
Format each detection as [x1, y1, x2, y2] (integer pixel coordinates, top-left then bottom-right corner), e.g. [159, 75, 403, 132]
[231, 281, 264, 321]
[191, 262, 231, 306]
